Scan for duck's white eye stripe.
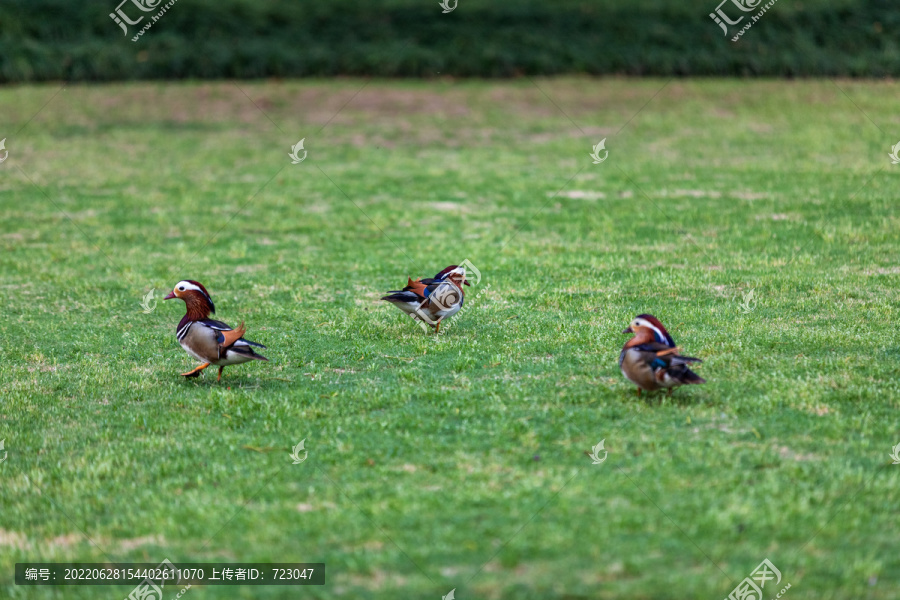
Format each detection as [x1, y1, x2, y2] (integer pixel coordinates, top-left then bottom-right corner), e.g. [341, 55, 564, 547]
[636, 320, 667, 344]
[176, 281, 204, 293]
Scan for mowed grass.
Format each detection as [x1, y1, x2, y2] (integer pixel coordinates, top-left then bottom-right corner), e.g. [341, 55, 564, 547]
[1, 78, 899, 599]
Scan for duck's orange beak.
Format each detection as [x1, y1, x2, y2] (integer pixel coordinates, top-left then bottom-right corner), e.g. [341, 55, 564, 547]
[164, 291, 176, 300]
[622, 326, 633, 334]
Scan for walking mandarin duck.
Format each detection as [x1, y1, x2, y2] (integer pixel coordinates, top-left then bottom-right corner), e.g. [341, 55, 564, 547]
[164, 280, 268, 381]
[619, 314, 705, 395]
[381, 265, 470, 332]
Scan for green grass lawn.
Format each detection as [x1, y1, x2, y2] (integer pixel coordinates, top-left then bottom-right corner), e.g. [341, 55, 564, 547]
[1, 78, 899, 599]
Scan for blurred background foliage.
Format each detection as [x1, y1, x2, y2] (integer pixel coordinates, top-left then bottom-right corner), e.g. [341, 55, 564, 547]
[0, 0, 897, 81]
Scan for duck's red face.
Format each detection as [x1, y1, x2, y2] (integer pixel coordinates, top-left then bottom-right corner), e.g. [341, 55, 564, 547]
[165, 280, 215, 315]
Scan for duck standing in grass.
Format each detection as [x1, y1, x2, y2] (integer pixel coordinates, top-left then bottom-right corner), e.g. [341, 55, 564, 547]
[164, 280, 268, 381]
[381, 265, 470, 332]
[619, 314, 705, 396]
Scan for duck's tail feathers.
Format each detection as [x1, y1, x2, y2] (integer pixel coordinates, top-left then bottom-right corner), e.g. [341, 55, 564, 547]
[678, 367, 705, 384]
[230, 341, 269, 361]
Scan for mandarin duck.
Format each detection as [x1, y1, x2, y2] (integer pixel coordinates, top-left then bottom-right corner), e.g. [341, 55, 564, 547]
[619, 314, 705, 395]
[164, 280, 268, 381]
[381, 265, 470, 332]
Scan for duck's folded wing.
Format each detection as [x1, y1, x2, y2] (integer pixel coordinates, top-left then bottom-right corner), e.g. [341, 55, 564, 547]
[652, 346, 702, 365]
[199, 318, 233, 331]
[643, 346, 705, 384]
[419, 279, 463, 309]
[382, 278, 428, 303]
[628, 343, 691, 370]
[196, 319, 239, 345]
[630, 342, 671, 355]
[197, 319, 263, 356]
[381, 290, 424, 303]
[669, 354, 702, 365]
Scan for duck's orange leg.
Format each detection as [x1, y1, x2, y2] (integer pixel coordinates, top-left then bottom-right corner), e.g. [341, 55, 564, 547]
[217, 366, 225, 382]
[181, 362, 210, 377]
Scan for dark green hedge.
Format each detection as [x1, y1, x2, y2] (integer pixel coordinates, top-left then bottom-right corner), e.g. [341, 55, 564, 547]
[0, 0, 897, 81]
